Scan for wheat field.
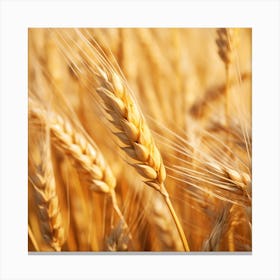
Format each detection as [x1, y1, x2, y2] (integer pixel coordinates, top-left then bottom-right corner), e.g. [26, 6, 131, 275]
[28, 28, 252, 252]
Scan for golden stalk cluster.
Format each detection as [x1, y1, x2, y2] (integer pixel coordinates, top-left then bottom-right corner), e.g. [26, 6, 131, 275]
[28, 28, 252, 252]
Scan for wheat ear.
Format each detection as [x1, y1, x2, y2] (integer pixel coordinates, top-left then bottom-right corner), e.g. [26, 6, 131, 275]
[29, 132, 65, 251]
[202, 204, 230, 251]
[149, 195, 185, 251]
[216, 28, 238, 129]
[106, 220, 130, 251]
[30, 108, 116, 193]
[205, 161, 251, 195]
[29, 107, 130, 236]
[95, 67, 190, 251]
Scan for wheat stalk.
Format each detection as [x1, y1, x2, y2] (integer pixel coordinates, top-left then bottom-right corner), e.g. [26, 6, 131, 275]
[95, 66, 190, 251]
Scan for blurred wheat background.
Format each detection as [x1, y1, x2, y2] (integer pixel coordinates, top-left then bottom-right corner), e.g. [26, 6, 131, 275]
[28, 28, 252, 252]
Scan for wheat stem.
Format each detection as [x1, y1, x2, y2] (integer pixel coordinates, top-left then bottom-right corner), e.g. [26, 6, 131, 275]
[164, 195, 190, 251]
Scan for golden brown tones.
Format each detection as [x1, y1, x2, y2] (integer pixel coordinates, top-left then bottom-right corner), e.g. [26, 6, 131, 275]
[28, 28, 252, 252]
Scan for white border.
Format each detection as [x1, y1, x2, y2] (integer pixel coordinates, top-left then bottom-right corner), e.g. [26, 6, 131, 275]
[1, 0, 279, 279]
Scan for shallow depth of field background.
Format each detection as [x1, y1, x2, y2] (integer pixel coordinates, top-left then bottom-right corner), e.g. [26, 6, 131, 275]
[28, 28, 252, 252]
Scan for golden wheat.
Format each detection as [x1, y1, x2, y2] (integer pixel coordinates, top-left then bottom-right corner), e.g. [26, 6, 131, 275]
[94, 64, 190, 251]
[28, 28, 252, 252]
[28, 127, 65, 251]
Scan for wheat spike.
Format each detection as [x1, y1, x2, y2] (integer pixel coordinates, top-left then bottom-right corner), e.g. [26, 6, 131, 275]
[30, 107, 116, 194]
[216, 28, 238, 66]
[216, 28, 239, 133]
[106, 220, 130, 251]
[29, 130, 65, 252]
[202, 204, 230, 251]
[96, 68, 166, 193]
[149, 195, 185, 251]
[29, 105, 131, 240]
[95, 66, 190, 251]
[205, 161, 251, 195]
